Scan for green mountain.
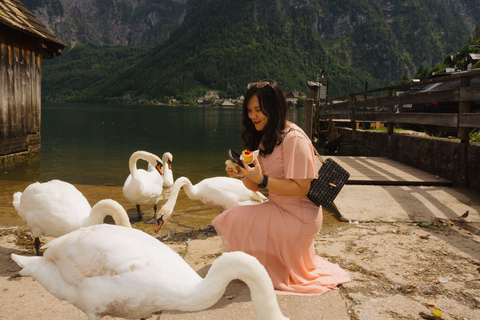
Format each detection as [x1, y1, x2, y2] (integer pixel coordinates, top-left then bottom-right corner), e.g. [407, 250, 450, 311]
[36, 0, 480, 103]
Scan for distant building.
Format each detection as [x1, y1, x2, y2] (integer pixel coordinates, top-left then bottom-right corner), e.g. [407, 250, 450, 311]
[205, 91, 219, 99]
[466, 53, 480, 70]
[446, 54, 458, 68]
[221, 99, 235, 107]
[285, 91, 306, 107]
[0, 0, 66, 164]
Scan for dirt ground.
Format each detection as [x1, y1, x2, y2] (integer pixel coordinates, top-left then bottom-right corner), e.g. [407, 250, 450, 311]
[2, 216, 480, 320]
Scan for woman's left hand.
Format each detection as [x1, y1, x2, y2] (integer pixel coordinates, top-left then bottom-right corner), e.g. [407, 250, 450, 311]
[240, 157, 264, 185]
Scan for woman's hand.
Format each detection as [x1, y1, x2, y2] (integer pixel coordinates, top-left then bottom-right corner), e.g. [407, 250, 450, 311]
[239, 157, 263, 185]
[225, 165, 245, 178]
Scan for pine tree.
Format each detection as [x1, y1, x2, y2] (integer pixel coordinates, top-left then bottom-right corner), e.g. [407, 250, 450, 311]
[475, 22, 480, 40]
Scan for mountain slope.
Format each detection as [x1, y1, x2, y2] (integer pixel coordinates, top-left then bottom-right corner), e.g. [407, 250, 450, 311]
[28, 0, 480, 102]
[22, 0, 187, 46]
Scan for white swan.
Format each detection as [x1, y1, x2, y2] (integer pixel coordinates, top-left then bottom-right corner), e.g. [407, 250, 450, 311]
[123, 150, 164, 222]
[12, 180, 131, 255]
[162, 152, 174, 187]
[11, 224, 288, 320]
[148, 152, 173, 188]
[155, 176, 267, 231]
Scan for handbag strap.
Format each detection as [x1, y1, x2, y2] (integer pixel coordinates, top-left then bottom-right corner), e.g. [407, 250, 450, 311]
[281, 127, 325, 164]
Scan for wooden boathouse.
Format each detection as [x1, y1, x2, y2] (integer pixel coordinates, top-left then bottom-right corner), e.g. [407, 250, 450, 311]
[0, 0, 66, 165]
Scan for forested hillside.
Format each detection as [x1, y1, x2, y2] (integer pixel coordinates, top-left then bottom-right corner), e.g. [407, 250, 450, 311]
[29, 0, 480, 103]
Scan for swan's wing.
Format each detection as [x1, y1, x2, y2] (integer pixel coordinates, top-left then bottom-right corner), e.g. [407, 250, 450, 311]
[16, 180, 91, 236]
[140, 170, 164, 194]
[17, 224, 203, 319]
[200, 177, 265, 209]
[42, 225, 194, 285]
[124, 169, 163, 204]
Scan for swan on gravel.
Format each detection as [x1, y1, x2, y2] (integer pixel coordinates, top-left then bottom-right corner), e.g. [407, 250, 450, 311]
[13, 180, 131, 255]
[123, 150, 164, 222]
[155, 176, 267, 231]
[11, 224, 289, 320]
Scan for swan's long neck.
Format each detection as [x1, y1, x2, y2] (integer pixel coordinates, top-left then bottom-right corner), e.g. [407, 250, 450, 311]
[157, 177, 193, 220]
[84, 199, 132, 228]
[162, 153, 172, 175]
[128, 153, 142, 178]
[184, 252, 287, 320]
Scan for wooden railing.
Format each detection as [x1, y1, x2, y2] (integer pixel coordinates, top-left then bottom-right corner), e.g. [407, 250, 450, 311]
[304, 69, 480, 144]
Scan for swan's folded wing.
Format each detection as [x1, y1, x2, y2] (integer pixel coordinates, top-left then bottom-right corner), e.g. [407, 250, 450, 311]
[42, 225, 153, 285]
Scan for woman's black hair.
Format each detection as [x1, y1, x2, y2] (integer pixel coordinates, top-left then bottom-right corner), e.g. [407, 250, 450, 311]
[241, 79, 288, 156]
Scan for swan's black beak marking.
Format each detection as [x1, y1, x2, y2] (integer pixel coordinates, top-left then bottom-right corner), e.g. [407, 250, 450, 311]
[167, 160, 172, 170]
[155, 215, 164, 233]
[156, 160, 164, 175]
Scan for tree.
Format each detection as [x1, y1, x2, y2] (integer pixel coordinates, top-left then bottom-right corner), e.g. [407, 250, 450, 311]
[400, 73, 410, 84]
[296, 97, 305, 108]
[475, 22, 480, 40]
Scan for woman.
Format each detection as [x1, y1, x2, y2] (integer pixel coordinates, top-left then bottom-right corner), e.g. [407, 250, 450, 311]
[212, 79, 351, 295]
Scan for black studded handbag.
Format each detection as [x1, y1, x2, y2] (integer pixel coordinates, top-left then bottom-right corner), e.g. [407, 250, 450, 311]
[282, 128, 350, 208]
[307, 154, 350, 208]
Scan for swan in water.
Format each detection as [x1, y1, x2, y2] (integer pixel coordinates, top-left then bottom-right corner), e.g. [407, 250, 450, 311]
[123, 150, 164, 222]
[12, 180, 131, 255]
[155, 176, 267, 231]
[11, 224, 289, 320]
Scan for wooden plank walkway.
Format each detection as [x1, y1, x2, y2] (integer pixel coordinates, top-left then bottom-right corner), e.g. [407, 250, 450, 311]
[316, 156, 453, 186]
[312, 156, 480, 223]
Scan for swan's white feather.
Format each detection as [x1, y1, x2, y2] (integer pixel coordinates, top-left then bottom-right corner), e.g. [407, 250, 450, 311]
[12, 180, 131, 255]
[162, 152, 174, 187]
[123, 151, 164, 207]
[11, 224, 288, 320]
[14, 180, 91, 237]
[13, 180, 133, 237]
[157, 176, 267, 223]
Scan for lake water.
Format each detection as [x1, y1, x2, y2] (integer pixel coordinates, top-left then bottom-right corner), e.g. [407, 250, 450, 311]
[2, 103, 337, 235]
[2, 103, 305, 185]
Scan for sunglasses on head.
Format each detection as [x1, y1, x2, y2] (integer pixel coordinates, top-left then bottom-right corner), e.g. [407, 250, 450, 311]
[247, 81, 270, 89]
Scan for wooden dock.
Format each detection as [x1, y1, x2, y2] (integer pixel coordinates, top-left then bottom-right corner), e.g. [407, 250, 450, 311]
[320, 156, 453, 186]
[314, 156, 480, 223]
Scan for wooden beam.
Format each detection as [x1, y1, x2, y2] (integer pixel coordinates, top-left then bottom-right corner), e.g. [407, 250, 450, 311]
[459, 113, 480, 128]
[318, 113, 461, 127]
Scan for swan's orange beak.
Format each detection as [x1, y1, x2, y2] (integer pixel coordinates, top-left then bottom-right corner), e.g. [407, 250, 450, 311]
[155, 160, 164, 175]
[168, 160, 172, 170]
[155, 215, 164, 233]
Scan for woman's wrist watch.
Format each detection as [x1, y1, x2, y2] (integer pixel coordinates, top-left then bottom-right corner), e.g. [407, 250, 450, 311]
[258, 175, 268, 188]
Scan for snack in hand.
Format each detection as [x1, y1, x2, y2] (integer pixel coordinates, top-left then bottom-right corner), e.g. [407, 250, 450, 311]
[242, 149, 254, 164]
[225, 160, 240, 173]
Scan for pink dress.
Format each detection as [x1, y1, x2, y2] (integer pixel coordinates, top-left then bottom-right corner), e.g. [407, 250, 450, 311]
[213, 123, 351, 295]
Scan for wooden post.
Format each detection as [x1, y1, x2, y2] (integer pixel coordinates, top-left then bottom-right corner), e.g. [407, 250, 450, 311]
[459, 76, 471, 187]
[305, 81, 319, 139]
[387, 88, 394, 135]
[459, 76, 471, 141]
[349, 94, 356, 131]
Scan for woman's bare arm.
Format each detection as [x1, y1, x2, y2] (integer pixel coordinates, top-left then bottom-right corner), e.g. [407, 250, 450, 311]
[226, 157, 311, 196]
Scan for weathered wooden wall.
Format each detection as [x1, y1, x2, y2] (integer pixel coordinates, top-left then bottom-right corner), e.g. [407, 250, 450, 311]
[0, 24, 42, 159]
